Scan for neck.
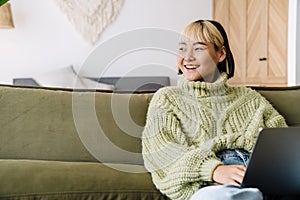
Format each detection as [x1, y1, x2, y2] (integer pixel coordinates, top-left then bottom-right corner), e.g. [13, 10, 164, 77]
[178, 73, 229, 97]
[195, 71, 220, 83]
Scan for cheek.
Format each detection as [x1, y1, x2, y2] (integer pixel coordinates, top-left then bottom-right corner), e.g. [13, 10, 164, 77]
[177, 54, 184, 65]
[208, 50, 220, 64]
[198, 52, 218, 67]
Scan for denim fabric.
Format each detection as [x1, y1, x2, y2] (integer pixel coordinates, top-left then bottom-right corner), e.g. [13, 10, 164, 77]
[216, 149, 251, 167]
[190, 184, 263, 200]
[190, 149, 262, 200]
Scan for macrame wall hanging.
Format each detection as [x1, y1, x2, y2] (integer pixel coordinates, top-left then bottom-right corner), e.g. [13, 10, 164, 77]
[55, 0, 124, 44]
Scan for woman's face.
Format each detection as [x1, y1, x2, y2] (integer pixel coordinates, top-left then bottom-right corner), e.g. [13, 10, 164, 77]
[177, 39, 225, 82]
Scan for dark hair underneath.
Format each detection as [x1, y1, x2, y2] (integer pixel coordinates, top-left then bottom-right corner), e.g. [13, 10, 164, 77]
[205, 20, 235, 79]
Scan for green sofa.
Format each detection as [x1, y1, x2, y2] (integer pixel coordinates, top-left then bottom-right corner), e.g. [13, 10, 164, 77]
[0, 84, 299, 200]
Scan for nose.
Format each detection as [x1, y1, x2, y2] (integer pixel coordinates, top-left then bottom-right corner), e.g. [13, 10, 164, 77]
[184, 49, 195, 62]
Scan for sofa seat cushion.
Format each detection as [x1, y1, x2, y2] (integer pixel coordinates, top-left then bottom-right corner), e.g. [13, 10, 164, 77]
[0, 159, 167, 200]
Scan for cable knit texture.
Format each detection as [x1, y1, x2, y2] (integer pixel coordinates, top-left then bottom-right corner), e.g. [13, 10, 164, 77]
[142, 73, 287, 200]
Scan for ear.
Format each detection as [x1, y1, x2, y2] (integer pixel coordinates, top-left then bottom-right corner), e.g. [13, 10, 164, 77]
[218, 46, 226, 62]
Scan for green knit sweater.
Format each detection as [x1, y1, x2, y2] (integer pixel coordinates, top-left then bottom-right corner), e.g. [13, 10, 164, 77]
[142, 73, 287, 200]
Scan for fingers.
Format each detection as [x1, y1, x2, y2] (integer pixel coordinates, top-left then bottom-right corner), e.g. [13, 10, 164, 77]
[234, 165, 246, 183]
[231, 165, 246, 184]
[212, 165, 247, 185]
[236, 165, 247, 172]
[228, 180, 241, 186]
[232, 170, 244, 184]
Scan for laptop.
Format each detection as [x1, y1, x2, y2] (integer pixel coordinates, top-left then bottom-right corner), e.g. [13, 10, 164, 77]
[241, 127, 300, 196]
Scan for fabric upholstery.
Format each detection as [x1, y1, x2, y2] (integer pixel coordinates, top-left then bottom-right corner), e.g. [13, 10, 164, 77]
[0, 160, 166, 200]
[0, 83, 298, 199]
[0, 85, 153, 165]
[253, 86, 300, 126]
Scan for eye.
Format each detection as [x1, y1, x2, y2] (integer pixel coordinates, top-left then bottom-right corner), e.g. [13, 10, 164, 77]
[178, 47, 186, 51]
[195, 47, 204, 51]
[194, 45, 205, 51]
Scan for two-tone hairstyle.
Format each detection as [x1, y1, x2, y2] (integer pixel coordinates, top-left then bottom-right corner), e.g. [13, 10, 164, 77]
[178, 20, 235, 79]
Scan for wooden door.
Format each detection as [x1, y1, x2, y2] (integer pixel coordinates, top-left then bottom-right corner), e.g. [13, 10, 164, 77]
[213, 0, 288, 86]
[267, 0, 289, 85]
[246, 0, 268, 83]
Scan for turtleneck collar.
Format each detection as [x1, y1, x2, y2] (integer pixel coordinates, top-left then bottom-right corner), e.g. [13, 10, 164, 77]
[178, 73, 229, 97]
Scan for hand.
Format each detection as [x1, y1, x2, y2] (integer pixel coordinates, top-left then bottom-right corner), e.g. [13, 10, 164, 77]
[212, 165, 246, 186]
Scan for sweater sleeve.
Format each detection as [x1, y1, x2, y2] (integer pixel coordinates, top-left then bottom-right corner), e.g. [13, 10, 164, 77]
[261, 96, 288, 128]
[142, 91, 223, 200]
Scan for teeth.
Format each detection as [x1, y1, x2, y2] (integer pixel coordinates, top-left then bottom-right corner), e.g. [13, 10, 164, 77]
[185, 65, 199, 69]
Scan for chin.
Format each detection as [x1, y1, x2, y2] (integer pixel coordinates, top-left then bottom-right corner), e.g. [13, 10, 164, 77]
[185, 75, 203, 82]
[182, 73, 201, 81]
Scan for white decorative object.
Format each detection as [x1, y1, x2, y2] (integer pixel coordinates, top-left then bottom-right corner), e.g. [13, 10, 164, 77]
[55, 0, 124, 44]
[33, 65, 115, 90]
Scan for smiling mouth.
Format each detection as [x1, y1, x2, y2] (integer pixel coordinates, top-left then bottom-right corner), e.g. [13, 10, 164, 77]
[184, 65, 200, 69]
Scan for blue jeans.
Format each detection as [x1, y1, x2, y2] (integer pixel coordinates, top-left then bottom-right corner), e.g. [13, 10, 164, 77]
[190, 149, 263, 200]
[216, 148, 250, 167]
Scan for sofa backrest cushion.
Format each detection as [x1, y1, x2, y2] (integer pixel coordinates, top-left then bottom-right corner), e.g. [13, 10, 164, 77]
[253, 86, 300, 127]
[0, 85, 153, 165]
[0, 84, 299, 165]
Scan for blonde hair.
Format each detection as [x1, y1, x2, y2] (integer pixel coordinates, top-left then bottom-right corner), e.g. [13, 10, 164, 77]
[179, 20, 224, 51]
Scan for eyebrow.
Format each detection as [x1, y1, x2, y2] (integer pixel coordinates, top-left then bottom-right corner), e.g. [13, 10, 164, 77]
[179, 42, 207, 46]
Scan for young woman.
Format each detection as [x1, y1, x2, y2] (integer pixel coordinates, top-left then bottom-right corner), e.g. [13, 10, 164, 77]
[142, 20, 287, 200]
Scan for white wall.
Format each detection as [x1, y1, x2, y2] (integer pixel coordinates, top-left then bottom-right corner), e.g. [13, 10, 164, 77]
[296, 0, 300, 85]
[1, 0, 299, 86]
[0, 0, 212, 85]
[288, 0, 300, 86]
[0, 0, 91, 84]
